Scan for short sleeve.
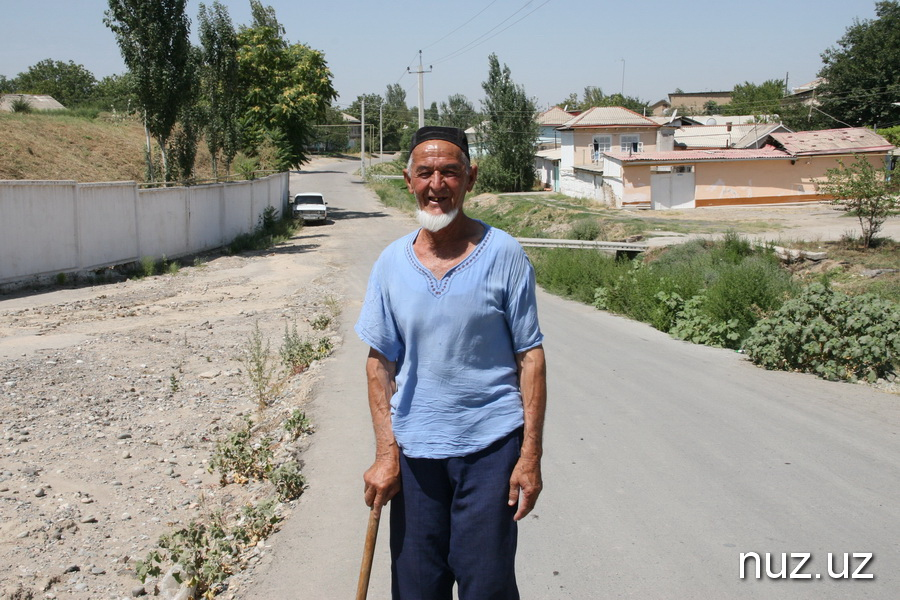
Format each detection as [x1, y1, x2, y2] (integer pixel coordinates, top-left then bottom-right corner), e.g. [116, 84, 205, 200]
[504, 247, 544, 354]
[355, 258, 404, 362]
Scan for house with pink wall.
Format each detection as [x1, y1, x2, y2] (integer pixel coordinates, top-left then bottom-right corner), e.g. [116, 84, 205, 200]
[559, 127, 895, 209]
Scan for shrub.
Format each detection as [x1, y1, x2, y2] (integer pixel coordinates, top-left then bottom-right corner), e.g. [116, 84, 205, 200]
[10, 97, 32, 113]
[702, 254, 796, 342]
[570, 218, 602, 241]
[269, 460, 306, 501]
[744, 283, 900, 382]
[283, 409, 314, 440]
[209, 419, 274, 484]
[280, 323, 333, 374]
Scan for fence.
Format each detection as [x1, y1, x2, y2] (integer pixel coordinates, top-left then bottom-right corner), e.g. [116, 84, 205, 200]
[0, 173, 289, 286]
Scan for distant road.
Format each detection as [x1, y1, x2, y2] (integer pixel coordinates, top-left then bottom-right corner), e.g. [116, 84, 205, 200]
[246, 158, 900, 599]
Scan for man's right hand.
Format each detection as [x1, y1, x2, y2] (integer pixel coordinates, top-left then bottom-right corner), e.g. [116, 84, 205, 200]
[364, 458, 401, 519]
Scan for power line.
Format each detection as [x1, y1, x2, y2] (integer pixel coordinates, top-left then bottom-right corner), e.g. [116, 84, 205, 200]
[420, 0, 499, 52]
[432, 0, 553, 66]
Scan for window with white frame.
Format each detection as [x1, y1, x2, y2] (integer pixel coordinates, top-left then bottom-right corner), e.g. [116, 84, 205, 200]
[620, 134, 641, 153]
[592, 135, 612, 156]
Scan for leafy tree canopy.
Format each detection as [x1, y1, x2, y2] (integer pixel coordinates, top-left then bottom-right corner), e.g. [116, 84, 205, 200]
[556, 86, 650, 114]
[478, 53, 538, 193]
[723, 79, 785, 117]
[12, 59, 97, 107]
[105, 0, 194, 180]
[818, 0, 900, 127]
[236, 0, 337, 166]
[439, 94, 477, 130]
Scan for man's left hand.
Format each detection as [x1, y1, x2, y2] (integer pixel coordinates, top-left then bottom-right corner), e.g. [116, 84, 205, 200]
[508, 456, 542, 521]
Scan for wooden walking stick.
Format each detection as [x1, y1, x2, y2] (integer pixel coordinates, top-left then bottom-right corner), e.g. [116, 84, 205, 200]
[355, 509, 380, 600]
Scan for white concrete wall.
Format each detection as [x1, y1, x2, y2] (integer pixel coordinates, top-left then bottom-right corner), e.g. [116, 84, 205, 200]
[559, 168, 617, 207]
[0, 173, 289, 285]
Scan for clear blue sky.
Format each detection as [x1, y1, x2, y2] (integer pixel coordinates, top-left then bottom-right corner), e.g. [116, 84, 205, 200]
[0, 0, 883, 111]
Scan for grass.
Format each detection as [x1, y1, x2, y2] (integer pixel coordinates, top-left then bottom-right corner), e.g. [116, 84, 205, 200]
[0, 110, 215, 182]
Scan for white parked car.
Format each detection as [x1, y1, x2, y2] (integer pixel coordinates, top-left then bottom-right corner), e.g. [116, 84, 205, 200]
[291, 193, 327, 223]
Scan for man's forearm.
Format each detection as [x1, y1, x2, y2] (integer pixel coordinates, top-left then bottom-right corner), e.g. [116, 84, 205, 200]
[517, 345, 547, 460]
[366, 348, 398, 460]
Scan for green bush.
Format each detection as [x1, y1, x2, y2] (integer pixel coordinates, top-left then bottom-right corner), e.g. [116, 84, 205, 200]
[744, 283, 900, 382]
[209, 419, 274, 485]
[702, 254, 796, 341]
[570, 218, 602, 241]
[269, 460, 306, 501]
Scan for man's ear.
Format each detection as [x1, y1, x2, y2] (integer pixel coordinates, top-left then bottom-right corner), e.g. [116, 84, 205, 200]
[466, 164, 478, 192]
[403, 169, 414, 193]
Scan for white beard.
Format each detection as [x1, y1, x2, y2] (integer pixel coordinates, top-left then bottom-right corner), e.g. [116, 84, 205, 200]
[416, 208, 459, 232]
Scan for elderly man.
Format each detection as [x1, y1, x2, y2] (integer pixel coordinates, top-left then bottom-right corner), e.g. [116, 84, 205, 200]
[355, 126, 546, 599]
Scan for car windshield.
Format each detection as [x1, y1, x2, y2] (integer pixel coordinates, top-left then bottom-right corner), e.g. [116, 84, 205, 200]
[295, 195, 324, 204]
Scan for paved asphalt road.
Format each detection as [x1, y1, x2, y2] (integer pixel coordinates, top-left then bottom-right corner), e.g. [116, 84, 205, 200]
[245, 158, 900, 599]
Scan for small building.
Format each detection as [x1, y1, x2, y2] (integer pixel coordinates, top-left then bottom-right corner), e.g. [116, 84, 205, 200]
[342, 112, 361, 149]
[0, 94, 66, 112]
[651, 91, 733, 116]
[555, 106, 662, 200]
[536, 106, 575, 150]
[562, 127, 895, 209]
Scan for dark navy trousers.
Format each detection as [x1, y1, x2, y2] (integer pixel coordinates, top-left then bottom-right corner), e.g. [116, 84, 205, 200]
[390, 429, 523, 600]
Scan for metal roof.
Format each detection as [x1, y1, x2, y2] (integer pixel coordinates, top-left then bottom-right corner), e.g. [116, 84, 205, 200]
[535, 148, 562, 161]
[560, 106, 659, 129]
[769, 128, 895, 156]
[675, 123, 787, 149]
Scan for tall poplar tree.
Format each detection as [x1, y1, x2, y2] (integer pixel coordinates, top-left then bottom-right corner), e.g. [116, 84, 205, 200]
[105, 0, 193, 181]
[479, 53, 538, 192]
[198, 1, 241, 177]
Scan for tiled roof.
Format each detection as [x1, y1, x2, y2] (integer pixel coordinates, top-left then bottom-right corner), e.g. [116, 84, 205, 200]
[769, 128, 895, 156]
[537, 106, 575, 126]
[560, 106, 659, 129]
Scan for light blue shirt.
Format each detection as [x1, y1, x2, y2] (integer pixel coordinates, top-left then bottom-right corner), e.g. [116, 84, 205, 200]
[355, 222, 543, 459]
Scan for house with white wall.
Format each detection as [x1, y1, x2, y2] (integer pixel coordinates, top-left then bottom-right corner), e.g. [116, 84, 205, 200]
[555, 106, 664, 201]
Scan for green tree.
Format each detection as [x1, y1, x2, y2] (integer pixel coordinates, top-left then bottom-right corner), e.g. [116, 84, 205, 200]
[724, 79, 785, 117]
[13, 59, 97, 107]
[478, 53, 538, 192]
[439, 94, 477, 130]
[198, 1, 241, 177]
[557, 86, 650, 113]
[92, 72, 138, 112]
[309, 104, 349, 152]
[816, 156, 899, 248]
[818, 0, 900, 127]
[383, 84, 411, 150]
[105, 0, 194, 181]
[0, 75, 14, 94]
[236, 0, 337, 167]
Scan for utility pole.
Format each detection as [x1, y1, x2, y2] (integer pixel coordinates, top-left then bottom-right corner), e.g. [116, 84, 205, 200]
[379, 102, 383, 157]
[360, 98, 365, 178]
[408, 50, 432, 128]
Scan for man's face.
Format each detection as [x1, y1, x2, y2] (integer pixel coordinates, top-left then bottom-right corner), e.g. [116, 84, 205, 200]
[404, 140, 477, 218]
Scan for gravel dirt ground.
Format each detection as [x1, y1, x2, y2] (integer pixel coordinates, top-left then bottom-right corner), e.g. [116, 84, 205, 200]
[2, 161, 897, 600]
[1, 226, 342, 599]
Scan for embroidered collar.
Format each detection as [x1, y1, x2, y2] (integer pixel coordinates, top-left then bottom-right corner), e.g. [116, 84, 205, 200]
[405, 223, 493, 298]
